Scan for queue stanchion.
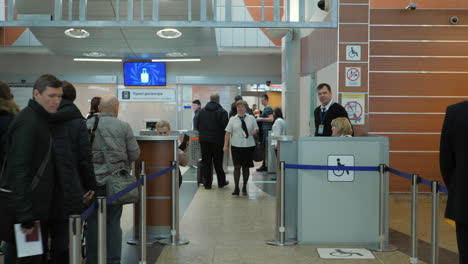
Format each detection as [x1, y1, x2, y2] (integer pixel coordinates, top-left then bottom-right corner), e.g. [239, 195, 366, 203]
[139, 160, 148, 263]
[68, 215, 82, 264]
[267, 161, 297, 246]
[431, 181, 440, 264]
[159, 160, 189, 246]
[128, 162, 139, 245]
[369, 164, 397, 252]
[410, 174, 420, 264]
[97, 197, 107, 264]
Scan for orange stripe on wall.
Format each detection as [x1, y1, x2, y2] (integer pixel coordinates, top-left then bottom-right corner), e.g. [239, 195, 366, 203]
[369, 97, 462, 113]
[371, 0, 468, 9]
[378, 134, 440, 152]
[369, 114, 444, 133]
[245, 3, 284, 46]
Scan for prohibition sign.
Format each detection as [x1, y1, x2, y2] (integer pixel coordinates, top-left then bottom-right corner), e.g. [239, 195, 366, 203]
[344, 100, 363, 124]
[347, 68, 360, 82]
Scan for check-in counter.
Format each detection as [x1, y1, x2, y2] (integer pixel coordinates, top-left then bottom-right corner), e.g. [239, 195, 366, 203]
[278, 136, 389, 247]
[136, 136, 179, 238]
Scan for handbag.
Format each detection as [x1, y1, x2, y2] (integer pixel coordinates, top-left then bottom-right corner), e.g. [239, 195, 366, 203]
[0, 136, 52, 242]
[94, 117, 139, 205]
[252, 135, 264, 162]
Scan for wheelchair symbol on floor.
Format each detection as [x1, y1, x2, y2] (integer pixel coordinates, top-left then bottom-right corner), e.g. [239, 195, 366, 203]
[330, 249, 364, 257]
[333, 158, 350, 177]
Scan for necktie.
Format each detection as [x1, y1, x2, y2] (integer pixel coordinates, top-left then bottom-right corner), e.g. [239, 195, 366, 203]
[239, 116, 249, 138]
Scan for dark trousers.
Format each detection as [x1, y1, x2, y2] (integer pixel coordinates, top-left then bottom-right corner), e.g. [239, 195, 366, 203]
[48, 217, 69, 264]
[200, 141, 226, 187]
[457, 222, 468, 264]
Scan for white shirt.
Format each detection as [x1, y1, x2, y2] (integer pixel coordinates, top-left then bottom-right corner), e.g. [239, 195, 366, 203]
[321, 101, 335, 112]
[272, 118, 286, 147]
[225, 114, 259, 148]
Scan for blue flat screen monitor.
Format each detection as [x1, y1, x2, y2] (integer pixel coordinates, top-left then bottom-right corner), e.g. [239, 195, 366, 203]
[123, 62, 166, 86]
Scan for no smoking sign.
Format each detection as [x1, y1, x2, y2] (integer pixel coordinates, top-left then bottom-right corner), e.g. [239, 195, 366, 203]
[345, 67, 361, 87]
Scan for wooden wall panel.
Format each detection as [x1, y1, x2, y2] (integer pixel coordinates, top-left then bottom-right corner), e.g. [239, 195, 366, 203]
[371, 9, 468, 25]
[371, 42, 468, 56]
[378, 134, 440, 151]
[340, 24, 369, 43]
[371, 57, 468, 72]
[369, 114, 444, 132]
[370, 26, 468, 41]
[301, 29, 338, 74]
[339, 44, 368, 61]
[369, 97, 461, 113]
[340, 5, 369, 23]
[370, 73, 468, 96]
[342, 0, 369, 3]
[371, 0, 468, 9]
[389, 152, 442, 192]
[339, 63, 368, 92]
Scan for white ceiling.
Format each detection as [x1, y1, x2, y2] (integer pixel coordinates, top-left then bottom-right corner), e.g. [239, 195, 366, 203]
[14, 0, 218, 58]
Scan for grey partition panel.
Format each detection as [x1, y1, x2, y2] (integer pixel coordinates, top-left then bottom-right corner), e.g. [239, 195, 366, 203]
[279, 141, 298, 240]
[297, 137, 389, 246]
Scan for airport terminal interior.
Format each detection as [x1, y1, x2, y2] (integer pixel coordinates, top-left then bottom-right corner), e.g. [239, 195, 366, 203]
[1, 0, 467, 263]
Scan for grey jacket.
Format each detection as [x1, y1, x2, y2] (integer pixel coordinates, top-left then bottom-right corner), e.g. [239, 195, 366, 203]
[87, 113, 140, 185]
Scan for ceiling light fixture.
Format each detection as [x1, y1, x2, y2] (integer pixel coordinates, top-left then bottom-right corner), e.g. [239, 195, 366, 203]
[166, 52, 188, 57]
[74, 58, 122, 62]
[151, 58, 201, 62]
[64, 28, 90, 39]
[156, 28, 182, 39]
[82, 52, 106, 57]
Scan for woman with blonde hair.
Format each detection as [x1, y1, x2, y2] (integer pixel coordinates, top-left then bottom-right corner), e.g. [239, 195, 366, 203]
[156, 120, 189, 187]
[331, 117, 353, 137]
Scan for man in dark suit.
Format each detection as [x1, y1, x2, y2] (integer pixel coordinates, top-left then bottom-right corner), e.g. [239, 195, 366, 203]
[440, 102, 468, 264]
[314, 83, 349, 136]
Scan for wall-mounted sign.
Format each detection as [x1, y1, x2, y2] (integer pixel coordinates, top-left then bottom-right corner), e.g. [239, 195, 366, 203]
[345, 67, 361, 87]
[118, 88, 175, 102]
[328, 155, 355, 182]
[346, 45, 361, 61]
[342, 93, 365, 125]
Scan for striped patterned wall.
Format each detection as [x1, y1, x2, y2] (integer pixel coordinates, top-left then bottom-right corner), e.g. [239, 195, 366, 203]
[368, 8, 468, 191]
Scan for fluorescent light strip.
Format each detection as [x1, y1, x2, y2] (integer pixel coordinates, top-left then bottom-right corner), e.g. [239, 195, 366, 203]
[74, 58, 122, 62]
[151, 58, 201, 62]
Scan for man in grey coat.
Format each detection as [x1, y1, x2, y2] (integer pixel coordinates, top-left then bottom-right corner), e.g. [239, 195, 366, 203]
[86, 95, 140, 264]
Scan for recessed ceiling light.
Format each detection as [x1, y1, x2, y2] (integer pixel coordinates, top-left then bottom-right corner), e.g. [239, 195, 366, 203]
[74, 58, 122, 62]
[83, 52, 106, 57]
[65, 28, 90, 39]
[166, 52, 188, 57]
[156, 29, 182, 39]
[151, 58, 201, 62]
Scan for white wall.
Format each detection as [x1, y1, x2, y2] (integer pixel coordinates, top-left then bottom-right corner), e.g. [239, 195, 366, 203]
[316, 62, 339, 105]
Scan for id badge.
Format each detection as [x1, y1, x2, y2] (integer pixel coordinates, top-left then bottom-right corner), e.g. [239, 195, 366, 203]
[318, 124, 324, 135]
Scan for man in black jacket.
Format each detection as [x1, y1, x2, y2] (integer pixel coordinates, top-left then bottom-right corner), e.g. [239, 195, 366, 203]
[195, 94, 229, 189]
[2, 74, 63, 264]
[440, 102, 468, 264]
[48, 81, 96, 263]
[314, 83, 349, 137]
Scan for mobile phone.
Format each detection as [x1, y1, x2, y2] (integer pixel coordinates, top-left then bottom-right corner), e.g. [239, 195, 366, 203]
[178, 134, 190, 151]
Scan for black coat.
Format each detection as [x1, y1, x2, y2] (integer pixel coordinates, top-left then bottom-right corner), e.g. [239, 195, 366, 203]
[314, 103, 349, 137]
[0, 99, 17, 163]
[3, 100, 55, 224]
[196, 101, 228, 145]
[49, 99, 97, 216]
[440, 101, 468, 223]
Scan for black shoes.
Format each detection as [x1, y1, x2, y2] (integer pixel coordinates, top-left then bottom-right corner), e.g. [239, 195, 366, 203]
[219, 180, 230, 188]
[232, 188, 240, 196]
[256, 166, 267, 172]
[205, 186, 212, 190]
[242, 185, 247, 196]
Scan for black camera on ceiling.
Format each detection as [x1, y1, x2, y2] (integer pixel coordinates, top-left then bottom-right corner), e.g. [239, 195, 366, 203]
[318, 0, 325, 10]
[266, 80, 272, 86]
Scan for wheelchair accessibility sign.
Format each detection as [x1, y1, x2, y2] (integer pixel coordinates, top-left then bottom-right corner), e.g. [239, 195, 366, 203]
[328, 155, 354, 182]
[317, 248, 375, 259]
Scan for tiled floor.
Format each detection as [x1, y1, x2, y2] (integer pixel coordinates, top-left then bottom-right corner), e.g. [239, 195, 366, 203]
[154, 167, 459, 264]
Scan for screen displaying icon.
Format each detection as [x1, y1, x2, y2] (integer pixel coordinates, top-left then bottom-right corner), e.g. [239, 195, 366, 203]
[123, 62, 166, 86]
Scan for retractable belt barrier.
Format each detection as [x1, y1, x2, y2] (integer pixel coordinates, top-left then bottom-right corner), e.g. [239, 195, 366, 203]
[282, 162, 447, 264]
[80, 165, 176, 221]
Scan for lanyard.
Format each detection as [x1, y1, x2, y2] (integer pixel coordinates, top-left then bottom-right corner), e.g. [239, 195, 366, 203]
[320, 109, 328, 124]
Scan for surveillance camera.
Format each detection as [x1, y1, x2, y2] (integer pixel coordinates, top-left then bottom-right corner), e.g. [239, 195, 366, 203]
[318, 0, 330, 11]
[405, 3, 416, 10]
[266, 80, 271, 87]
[450, 16, 459, 25]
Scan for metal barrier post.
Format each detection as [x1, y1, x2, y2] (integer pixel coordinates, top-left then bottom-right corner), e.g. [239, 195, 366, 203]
[69, 215, 82, 264]
[267, 161, 297, 246]
[410, 174, 419, 264]
[140, 160, 147, 263]
[159, 160, 189, 245]
[431, 181, 440, 264]
[369, 164, 397, 252]
[97, 197, 107, 264]
[127, 162, 139, 245]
